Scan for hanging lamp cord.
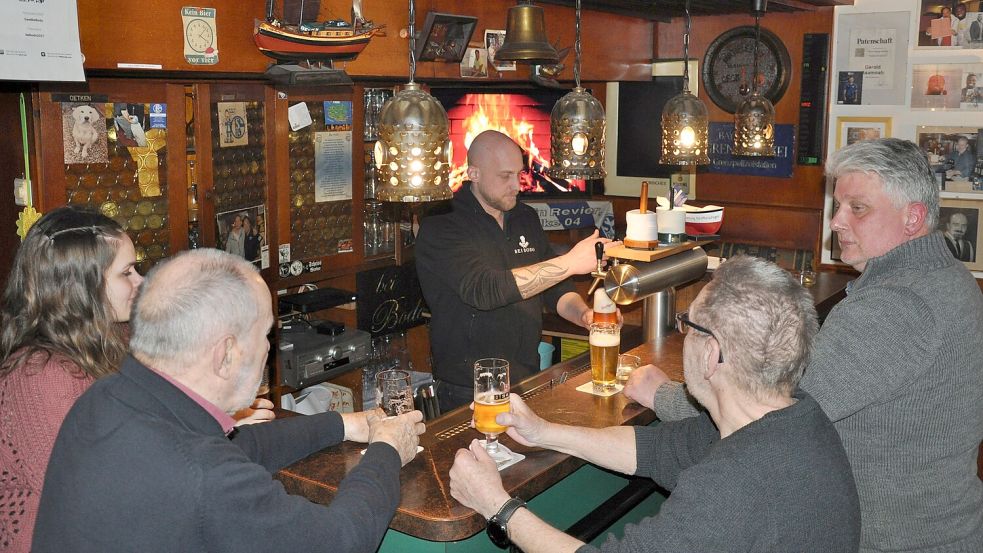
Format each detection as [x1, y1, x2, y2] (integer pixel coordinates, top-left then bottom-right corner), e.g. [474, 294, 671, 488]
[408, 0, 416, 84]
[682, 0, 691, 90]
[752, 11, 761, 94]
[574, 0, 582, 88]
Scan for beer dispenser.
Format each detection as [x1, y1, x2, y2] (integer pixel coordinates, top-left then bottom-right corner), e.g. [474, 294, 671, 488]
[588, 242, 708, 341]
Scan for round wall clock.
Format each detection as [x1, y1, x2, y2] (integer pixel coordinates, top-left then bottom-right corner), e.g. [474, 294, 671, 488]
[185, 18, 215, 53]
[702, 26, 791, 114]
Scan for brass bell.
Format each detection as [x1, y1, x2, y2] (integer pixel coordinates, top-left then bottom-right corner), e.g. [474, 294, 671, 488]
[496, 1, 559, 64]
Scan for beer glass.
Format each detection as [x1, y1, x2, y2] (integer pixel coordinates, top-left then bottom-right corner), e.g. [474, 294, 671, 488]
[473, 358, 511, 462]
[377, 369, 414, 416]
[589, 322, 620, 392]
[616, 353, 640, 385]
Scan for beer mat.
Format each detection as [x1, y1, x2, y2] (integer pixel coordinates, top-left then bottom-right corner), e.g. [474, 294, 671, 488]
[477, 440, 526, 471]
[575, 382, 623, 397]
[360, 445, 424, 456]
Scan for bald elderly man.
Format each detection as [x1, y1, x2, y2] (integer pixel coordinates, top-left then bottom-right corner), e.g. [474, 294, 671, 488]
[416, 130, 620, 410]
[34, 249, 425, 553]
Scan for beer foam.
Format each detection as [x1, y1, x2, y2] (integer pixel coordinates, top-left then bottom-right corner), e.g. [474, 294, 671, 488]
[589, 332, 620, 347]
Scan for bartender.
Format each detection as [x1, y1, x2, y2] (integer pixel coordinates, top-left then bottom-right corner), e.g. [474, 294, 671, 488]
[416, 130, 619, 411]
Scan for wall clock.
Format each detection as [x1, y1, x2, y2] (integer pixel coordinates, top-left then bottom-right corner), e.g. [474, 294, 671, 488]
[185, 18, 215, 53]
[702, 26, 791, 114]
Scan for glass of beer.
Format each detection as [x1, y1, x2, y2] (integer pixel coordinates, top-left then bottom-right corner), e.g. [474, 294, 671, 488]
[589, 322, 620, 392]
[473, 358, 512, 463]
[376, 369, 414, 416]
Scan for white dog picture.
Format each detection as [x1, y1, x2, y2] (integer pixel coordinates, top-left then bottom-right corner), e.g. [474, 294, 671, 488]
[62, 102, 109, 164]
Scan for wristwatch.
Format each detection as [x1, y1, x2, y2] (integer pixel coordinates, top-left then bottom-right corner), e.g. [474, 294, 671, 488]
[486, 496, 527, 549]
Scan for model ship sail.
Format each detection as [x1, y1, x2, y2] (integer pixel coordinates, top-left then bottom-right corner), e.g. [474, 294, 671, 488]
[254, 0, 383, 64]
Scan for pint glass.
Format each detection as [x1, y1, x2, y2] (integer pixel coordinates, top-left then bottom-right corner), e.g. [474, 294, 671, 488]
[589, 322, 620, 391]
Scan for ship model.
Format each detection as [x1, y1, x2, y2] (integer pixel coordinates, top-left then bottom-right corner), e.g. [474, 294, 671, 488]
[254, 0, 384, 65]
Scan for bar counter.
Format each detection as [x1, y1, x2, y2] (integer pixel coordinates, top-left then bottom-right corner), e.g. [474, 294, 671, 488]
[275, 270, 855, 547]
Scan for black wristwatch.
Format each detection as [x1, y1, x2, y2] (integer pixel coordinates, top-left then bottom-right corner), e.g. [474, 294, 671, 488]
[486, 496, 527, 549]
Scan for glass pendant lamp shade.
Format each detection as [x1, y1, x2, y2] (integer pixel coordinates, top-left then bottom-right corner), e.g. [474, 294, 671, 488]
[496, 1, 559, 64]
[549, 0, 605, 180]
[660, 0, 710, 165]
[374, 83, 452, 202]
[660, 88, 710, 165]
[550, 87, 606, 179]
[733, 90, 775, 155]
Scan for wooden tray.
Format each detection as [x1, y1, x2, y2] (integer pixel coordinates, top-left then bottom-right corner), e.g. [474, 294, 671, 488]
[608, 240, 711, 262]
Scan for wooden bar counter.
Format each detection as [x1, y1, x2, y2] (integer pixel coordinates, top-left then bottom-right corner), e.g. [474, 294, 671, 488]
[275, 270, 854, 546]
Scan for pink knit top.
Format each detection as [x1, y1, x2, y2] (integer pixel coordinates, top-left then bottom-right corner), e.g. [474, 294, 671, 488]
[0, 350, 95, 552]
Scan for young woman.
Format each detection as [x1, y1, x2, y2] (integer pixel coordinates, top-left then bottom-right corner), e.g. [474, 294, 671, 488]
[0, 206, 276, 551]
[0, 207, 141, 552]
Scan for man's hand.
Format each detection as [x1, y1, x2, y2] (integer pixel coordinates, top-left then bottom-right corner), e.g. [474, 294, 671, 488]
[497, 394, 550, 448]
[560, 230, 620, 276]
[449, 439, 512, 519]
[367, 409, 426, 466]
[623, 364, 671, 410]
[341, 409, 385, 442]
[232, 398, 276, 426]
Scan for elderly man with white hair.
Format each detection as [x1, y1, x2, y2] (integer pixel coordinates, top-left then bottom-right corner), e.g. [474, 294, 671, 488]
[450, 256, 860, 553]
[34, 248, 425, 553]
[628, 138, 983, 553]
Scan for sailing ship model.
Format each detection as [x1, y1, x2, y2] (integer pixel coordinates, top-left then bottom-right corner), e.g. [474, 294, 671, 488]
[254, 0, 384, 64]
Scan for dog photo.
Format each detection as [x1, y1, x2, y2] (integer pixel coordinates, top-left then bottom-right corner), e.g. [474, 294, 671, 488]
[62, 102, 109, 164]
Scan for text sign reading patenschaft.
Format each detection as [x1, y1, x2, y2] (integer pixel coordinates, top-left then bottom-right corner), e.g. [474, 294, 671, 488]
[707, 122, 795, 178]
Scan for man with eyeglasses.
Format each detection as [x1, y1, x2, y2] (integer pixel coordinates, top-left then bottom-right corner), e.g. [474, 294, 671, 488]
[448, 256, 860, 553]
[627, 138, 983, 553]
[416, 130, 620, 411]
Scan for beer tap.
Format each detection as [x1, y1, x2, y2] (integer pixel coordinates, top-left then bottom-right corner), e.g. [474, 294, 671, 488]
[586, 241, 615, 298]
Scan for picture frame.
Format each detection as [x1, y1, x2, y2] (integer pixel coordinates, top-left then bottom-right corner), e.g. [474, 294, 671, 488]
[939, 198, 983, 270]
[835, 116, 892, 150]
[915, 125, 982, 191]
[916, 0, 983, 49]
[485, 29, 515, 72]
[414, 11, 478, 63]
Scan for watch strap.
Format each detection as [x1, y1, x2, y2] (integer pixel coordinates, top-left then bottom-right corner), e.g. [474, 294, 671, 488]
[487, 496, 526, 548]
[494, 496, 527, 525]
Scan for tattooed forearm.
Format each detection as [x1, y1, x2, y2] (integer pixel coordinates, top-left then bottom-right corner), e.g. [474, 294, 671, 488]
[512, 262, 568, 299]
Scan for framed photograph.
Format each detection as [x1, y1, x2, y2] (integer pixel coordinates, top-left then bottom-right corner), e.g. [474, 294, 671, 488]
[917, 0, 983, 49]
[837, 71, 863, 104]
[835, 116, 892, 149]
[834, 10, 910, 105]
[460, 46, 487, 78]
[912, 64, 963, 109]
[485, 29, 515, 72]
[940, 198, 983, 270]
[415, 11, 478, 63]
[215, 204, 269, 269]
[916, 126, 982, 190]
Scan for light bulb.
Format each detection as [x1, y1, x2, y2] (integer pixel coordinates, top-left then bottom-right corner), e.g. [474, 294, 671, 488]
[571, 133, 588, 155]
[410, 160, 423, 173]
[680, 126, 696, 147]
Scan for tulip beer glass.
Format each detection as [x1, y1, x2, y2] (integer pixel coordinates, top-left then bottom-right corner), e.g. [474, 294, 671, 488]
[589, 322, 620, 391]
[473, 358, 511, 462]
[377, 369, 414, 416]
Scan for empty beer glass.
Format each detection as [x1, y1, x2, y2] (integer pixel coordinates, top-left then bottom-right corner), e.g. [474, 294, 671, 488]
[377, 369, 414, 416]
[589, 322, 620, 392]
[473, 358, 511, 463]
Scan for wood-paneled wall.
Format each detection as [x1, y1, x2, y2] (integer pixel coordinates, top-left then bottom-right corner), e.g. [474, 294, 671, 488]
[656, 8, 836, 254]
[77, 0, 653, 82]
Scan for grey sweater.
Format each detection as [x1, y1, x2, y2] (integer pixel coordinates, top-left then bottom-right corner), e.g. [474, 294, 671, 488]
[577, 392, 860, 553]
[654, 232, 983, 553]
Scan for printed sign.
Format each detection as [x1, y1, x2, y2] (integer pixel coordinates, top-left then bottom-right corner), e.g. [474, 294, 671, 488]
[525, 200, 615, 238]
[707, 122, 795, 178]
[182, 7, 218, 65]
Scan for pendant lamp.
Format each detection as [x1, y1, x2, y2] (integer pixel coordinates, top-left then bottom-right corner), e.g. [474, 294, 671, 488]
[496, 1, 560, 64]
[374, 0, 452, 202]
[660, 0, 709, 165]
[549, 0, 606, 180]
[733, 0, 776, 156]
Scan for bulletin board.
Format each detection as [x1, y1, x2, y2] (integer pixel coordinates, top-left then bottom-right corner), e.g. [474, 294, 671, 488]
[823, 0, 983, 278]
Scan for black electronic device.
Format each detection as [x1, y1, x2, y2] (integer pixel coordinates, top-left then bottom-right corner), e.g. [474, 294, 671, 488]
[277, 326, 371, 389]
[278, 287, 357, 314]
[796, 33, 830, 166]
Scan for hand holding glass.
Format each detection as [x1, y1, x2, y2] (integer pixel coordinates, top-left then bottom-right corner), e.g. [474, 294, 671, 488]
[473, 358, 512, 463]
[377, 369, 414, 416]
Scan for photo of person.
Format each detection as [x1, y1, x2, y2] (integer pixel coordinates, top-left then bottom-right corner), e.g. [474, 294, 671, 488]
[838, 71, 863, 104]
[485, 29, 515, 72]
[215, 204, 268, 267]
[915, 126, 981, 188]
[911, 65, 962, 109]
[460, 47, 487, 78]
[961, 72, 982, 104]
[919, 1, 983, 48]
[846, 126, 883, 145]
[947, 135, 978, 179]
[940, 207, 978, 262]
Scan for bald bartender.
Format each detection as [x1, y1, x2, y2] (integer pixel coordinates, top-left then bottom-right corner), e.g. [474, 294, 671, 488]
[416, 130, 620, 411]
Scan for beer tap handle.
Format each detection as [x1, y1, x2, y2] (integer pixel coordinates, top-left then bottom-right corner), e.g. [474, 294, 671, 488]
[587, 241, 607, 299]
[594, 241, 605, 273]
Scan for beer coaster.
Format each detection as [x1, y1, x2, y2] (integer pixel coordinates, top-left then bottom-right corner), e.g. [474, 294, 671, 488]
[477, 440, 526, 471]
[575, 382, 623, 397]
